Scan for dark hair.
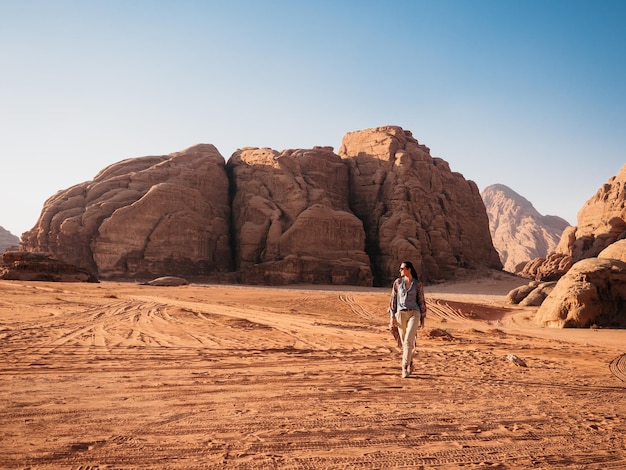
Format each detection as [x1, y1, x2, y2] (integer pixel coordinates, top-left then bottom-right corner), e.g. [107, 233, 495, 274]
[402, 261, 418, 280]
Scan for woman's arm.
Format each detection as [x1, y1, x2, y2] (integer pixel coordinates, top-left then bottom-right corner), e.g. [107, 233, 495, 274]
[388, 278, 399, 326]
[417, 280, 426, 328]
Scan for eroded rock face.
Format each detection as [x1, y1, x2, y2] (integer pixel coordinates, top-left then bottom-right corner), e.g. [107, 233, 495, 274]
[481, 184, 569, 273]
[496, 166, 626, 326]
[21, 145, 232, 280]
[227, 147, 372, 285]
[518, 165, 626, 282]
[21, 127, 508, 286]
[518, 252, 573, 282]
[339, 126, 502, 285]
[0, 227, 19, 253]
[0, 251, 98, 282]
[574, 164, 626, 259]
[535, 258, 626, 328]
[598, 239, 626, 263]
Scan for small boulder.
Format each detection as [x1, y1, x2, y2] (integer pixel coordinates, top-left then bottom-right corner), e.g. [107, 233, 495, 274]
[143, 276, 189, 286]
[506, 353, 527, 367]
[427, 328, 454, 340]
[519, 281, 557, 306]
[506, 282, 538, 304]
[535, 258, 626, 328]
[598, 239, 626, 263]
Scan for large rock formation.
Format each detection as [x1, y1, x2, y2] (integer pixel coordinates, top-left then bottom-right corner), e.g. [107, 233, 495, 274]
[519, 164, 626, 281]
[20, 126, 504, 286]
[227, 147, 372, 285]
[507, 167, 626, 327]
[339, 126, 502, 285]
[481, 184, 570, 273]
[572, 164, 626, 259]
[21, 144, 232, 280]
[535, 258, 626, 328]
[0, 226, 19, 253]
[0, 251, 98, 282]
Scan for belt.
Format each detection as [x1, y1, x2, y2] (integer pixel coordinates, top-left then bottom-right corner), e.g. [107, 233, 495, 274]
[400, 309, 417, 312]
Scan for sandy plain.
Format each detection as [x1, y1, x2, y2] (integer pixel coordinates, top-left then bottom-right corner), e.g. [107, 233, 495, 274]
[0, 272, 625, 469]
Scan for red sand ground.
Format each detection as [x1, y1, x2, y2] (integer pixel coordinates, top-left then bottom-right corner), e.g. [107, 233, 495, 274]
[1, 275, 624, 469]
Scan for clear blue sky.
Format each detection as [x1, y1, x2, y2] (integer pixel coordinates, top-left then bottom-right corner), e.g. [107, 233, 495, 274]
[1, 0, 624, 237]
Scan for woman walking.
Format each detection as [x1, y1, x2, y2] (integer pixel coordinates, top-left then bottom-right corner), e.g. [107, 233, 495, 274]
[388, 261, 426, 378]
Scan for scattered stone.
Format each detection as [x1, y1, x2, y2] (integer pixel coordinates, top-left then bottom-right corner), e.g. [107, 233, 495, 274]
[143, 276, 189, 286]
[506, 353, 527, 367]
[519, 282, 557, 306]
[427, 328, 454, 340]
[506, 283, 538, 305]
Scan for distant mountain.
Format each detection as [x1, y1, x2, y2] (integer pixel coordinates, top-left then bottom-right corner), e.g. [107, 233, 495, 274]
[0, 226, 20, 253]
[481, 184, 570, 273]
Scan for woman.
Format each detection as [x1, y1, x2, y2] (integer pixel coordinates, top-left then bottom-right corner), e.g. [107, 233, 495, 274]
[388, 261, 426, 378]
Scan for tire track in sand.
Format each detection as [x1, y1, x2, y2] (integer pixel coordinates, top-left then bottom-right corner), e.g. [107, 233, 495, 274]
[609, 353, 626, 383]
[337, 294, 381, 322]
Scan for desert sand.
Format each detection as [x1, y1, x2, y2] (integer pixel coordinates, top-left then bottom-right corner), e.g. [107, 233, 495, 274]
[1, 273, 624, 469]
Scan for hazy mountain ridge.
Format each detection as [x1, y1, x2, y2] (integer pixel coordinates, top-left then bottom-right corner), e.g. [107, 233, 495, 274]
[0, 227, 19, 253]
[481, 184, 570, 272]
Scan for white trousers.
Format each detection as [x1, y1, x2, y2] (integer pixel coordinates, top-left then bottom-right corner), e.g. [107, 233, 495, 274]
[395, 309, 420, 370]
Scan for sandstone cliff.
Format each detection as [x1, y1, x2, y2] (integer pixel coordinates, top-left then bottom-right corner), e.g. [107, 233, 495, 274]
[21, 126, 503, 286]
[21, 144, 232, 279]
[519, 164, 626, 281]
[0, 251, 98, 282]
[227, 146, 372, 285]
[0, 226, 19, 253]
[339, 126, 502, 285]
[571, 163, 626, 259]
[534, 257, 626, 328]
[506, 166, 626, 328]
[481, 184, 570, 273]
